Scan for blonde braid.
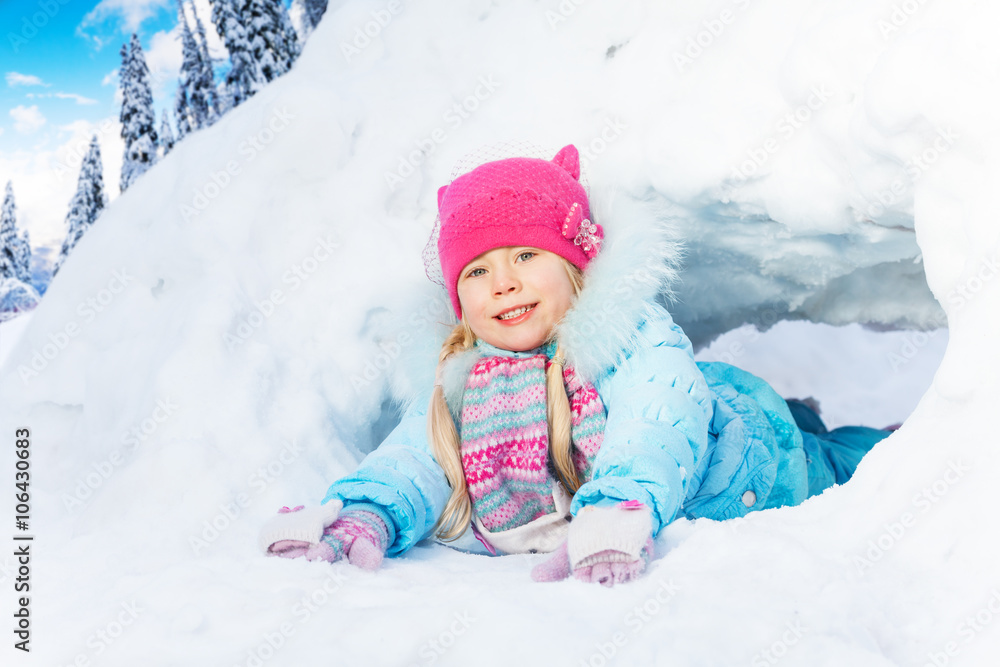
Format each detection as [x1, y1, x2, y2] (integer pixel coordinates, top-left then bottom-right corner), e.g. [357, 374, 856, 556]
[546, 343, 581, 493]
[548, 261, 585, 494]
[428, 319, 477, 540]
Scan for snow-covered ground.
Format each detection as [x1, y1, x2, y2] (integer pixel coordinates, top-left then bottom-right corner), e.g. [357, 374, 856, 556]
[1, 0, 998, 665]
[0, 312, 33, 369]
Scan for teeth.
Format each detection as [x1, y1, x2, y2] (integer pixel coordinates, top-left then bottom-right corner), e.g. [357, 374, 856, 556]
[498, 305, 534, 320]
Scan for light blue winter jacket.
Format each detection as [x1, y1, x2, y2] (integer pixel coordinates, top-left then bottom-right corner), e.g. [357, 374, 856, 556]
[322, 302, 808, 556]
[322, 219, 810, 557]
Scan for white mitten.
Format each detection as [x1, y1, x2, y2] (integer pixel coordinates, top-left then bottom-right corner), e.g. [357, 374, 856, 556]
[257, 500, 343, 554]
[532, 500, 653, 587]
[568, 500, 653, 569]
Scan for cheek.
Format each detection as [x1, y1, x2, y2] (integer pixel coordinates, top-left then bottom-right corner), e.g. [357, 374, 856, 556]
[539, 273, 574, 319]
[457, 285, 486, 319]
[549, 293, 572, 322]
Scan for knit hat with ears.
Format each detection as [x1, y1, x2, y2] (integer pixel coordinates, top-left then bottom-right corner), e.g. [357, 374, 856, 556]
[434, 144, 604, 319]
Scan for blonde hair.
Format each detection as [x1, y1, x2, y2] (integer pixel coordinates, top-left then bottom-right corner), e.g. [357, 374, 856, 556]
[429, 260, 585, 540]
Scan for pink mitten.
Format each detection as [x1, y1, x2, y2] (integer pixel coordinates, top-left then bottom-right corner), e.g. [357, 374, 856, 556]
[305, 507, 392, 571]
[531, 541, 572, 583]
[571, 538, 655, 586]
[261, 502, 392, 572]
[531, 501, 654, 587]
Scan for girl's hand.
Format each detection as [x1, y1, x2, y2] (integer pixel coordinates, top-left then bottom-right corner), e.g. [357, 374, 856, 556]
[298, 511, 389, 571]
[260, 502, 391, 572]
[569, 538, 655, 585]
[258, 501, 343, 552]
[531, 501, 654, 587]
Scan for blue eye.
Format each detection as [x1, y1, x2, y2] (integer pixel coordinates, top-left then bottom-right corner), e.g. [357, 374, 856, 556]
[467, 268, 486, 278]
[518, 251, 535, 262]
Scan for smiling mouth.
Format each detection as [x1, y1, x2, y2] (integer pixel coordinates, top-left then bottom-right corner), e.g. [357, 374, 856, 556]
[496, 304, 537, 321]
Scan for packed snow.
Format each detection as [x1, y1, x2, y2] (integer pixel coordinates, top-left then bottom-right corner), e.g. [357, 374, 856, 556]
[1, 0, 998, 665]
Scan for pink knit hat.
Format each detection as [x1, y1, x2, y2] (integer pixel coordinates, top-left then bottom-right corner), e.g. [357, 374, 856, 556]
[435, 144, 604, 318]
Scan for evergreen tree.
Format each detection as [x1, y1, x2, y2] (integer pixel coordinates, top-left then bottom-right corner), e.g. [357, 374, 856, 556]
[299, 0, 329, 34]
[160, 110, 176, 155]
[0, 182, 18, 279]
[211, 0, 262, 109]
[191, 2, 220, 123]
[247, 0, 301, 83]
[175, 85, 192, 140]
[16, 228, 31, 283]
[0, 182, 31, 284]
[119, 34, 159, 192]
[55, 137, 107, 275]
[178, 7, 211, 130]
[216, 80, 235, 116]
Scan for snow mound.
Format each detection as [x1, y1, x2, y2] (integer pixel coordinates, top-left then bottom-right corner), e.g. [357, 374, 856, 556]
[0, 277, 40, 322]
[1, 0, 998, 664]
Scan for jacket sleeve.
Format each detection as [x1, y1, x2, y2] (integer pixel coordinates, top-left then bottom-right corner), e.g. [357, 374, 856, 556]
[321, 390, 450, 557]
[570, 303, 713, 536]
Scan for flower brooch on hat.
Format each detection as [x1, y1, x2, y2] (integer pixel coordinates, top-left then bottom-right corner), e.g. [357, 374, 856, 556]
[562, 201, 603, 259]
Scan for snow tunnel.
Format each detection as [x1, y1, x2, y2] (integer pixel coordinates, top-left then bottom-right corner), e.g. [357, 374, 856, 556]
[0, 0, 996, 665]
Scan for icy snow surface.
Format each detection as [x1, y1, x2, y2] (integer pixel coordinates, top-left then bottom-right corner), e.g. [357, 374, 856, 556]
[1, 0, 998, 665]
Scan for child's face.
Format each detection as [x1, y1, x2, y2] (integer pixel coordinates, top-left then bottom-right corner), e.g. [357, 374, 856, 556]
[457, 247, 575, 352]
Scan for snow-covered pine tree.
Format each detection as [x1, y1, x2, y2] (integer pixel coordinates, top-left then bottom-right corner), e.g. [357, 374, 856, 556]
[119, 34, 159, 192]
[210, 0, 262, 109]
[277, 0, 303, 69]
[191, 2, 220, 124]
[55, 137, 108, 275]
[216, 81, 234, 116]
[179, 6, 210, 130]
[299, 0, 329, 35]
[175, 85, 192, 140]
[247, 0, 301, 83]
[14, 227, 31, 284]
[0, 182, 31, 283]
[160, 110, 176, 155]
[0, 182, 18, 279]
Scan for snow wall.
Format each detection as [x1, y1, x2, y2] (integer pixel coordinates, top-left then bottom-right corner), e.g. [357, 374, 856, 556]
[1, 0, 998, 665]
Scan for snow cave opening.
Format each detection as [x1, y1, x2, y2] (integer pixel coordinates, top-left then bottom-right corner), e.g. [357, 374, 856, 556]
[660, 204, 948, 435]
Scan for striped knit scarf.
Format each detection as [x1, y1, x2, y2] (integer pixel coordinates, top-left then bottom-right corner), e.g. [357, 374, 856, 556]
[460, 347, 607, 533]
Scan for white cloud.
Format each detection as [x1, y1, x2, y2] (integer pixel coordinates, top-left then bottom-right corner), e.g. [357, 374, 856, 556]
[78, 0, 171, 37]
[25, 92, 99, 106]
[6, 72, 50, 88]
[74, 0, 228, 69]
[56, 93, 100, 106]
[10, 106, 46, 134]
[83, 33, 114, 51]
[144, 27, 183, 97]
[0, 116, 124, 249]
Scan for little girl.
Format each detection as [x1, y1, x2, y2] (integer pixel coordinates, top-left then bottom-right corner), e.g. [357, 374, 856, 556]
[259, 144, 891, 587]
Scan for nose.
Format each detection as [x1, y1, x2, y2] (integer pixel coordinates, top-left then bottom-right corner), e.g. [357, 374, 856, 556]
[492, 265, 521, 296]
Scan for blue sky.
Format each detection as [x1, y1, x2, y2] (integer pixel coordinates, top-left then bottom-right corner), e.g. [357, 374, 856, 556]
[0, 0, 186, 153]
[0, 0, 256, 249]
[1, 0, 300, 250]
